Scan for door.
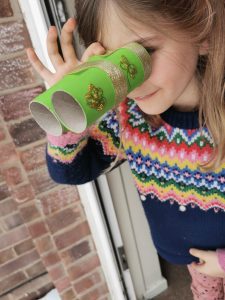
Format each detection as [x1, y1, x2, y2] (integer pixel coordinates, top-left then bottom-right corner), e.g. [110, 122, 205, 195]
[97, 162, 168, 299]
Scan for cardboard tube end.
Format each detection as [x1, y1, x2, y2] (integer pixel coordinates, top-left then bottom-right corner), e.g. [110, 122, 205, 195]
[52, 91, 87, 134]
[30, 101, 63, 136]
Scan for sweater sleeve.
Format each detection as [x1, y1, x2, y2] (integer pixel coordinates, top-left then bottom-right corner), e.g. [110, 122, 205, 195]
[216, 249, 225, 273]
[46, 107, 127, 185]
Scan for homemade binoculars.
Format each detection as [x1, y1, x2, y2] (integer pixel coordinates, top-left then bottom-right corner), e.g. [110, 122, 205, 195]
[30, 42, 151, 136]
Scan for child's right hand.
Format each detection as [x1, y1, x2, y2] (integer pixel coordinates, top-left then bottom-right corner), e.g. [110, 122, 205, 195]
[26, 18, 106, 87]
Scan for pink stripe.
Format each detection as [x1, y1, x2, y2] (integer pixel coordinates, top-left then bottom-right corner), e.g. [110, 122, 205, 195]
[216, 249, 225, 272]
[47, 129, 89, 147]
[137, 185, 225, 211]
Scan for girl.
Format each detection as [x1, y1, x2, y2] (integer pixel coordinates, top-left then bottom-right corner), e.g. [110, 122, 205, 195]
[27, 0, 225, 299]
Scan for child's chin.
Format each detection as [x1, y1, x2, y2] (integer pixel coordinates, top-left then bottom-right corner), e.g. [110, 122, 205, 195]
[137, 104, 167, 116]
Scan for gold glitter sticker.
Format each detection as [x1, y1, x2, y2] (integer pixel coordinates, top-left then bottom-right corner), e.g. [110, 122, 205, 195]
[85, 84, 106, 111]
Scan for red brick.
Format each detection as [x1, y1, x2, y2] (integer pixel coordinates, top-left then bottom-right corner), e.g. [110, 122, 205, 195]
[0, 225, 30, 250]
[25, 260, 46, 278]
[40, 186, 80, 215]
[34, 282, 55, 300]
[42, 251, 60, 267]
[0, 173, 4, 184]
[0, 294, 10, 300]
[28, 221, 48, 238]
[3, 212, 23, 230]
[48, 264, 65, 281]
[98, 295, 110, 300]
[8, 119, 46, 147]
[14, 239, 34, 255]
[68, 254, 101, 281]
[0, 173, 4, 183]
[2, 166, 24, 186]
[0, 248, 15, 264]
[74, 271, 102, 294]
[46, 207, 81, 234]
[0, 0, 13, 17]
[54, 221, 91, 250]
[35, 235, 55, 254]
[0, 271, 27, 294]
[0, 142, 17, 164]
[19, 142, 46, 172]
[0, 183, 11, 201]
[19, 203, 41, 223]
[12, 183, 35, 203]
[0, 21, 31, 55]
[61, 240, 91, 265]
[0, 126, 6, 141]
[28, 167, 56, 194]
[0, 86, 45, 122]
[54, 276, 71, 293]
[61, 288, 77, 300]
[0, 55, 35, 91]
[0, 249, 40, 278]
[79, 283, 109, 300]
[0, 198, 17, 217]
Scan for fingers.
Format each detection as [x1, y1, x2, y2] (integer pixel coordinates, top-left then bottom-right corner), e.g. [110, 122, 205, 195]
[60, 18, 78, 63]
[26, 48, 53, 82]
[189, 248, 207, 260]
[47, 26, 64, 69]
[81, 42, 106, 63]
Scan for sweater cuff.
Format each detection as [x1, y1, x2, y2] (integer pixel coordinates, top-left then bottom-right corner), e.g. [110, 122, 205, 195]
[47, 129, 89, 147]
[216, 249, 225, 272]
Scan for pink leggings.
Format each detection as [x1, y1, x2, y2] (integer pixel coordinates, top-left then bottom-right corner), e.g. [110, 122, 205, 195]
[187, 264, 225, 300]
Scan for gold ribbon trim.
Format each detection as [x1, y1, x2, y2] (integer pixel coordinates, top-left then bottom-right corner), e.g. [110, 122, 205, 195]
[69, 60, 128, 106]
[122, 42, 151, 81]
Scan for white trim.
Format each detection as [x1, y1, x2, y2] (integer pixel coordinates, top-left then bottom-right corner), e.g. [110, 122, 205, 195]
[18, 1, 125, 299]
[18, 0, 55, 74]
[78, 183, 125, 300]
[97, 175, 137, 299]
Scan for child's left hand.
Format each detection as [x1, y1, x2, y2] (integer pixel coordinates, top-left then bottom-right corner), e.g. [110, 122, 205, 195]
[189, 248, 225, 278]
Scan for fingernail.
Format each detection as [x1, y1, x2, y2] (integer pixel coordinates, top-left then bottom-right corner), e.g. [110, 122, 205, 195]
[49, 26, 56, 31]
[68, 18, 75, 23]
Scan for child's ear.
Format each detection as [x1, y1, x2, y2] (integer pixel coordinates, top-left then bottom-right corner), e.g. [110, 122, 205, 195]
[199, 40, 209, 55]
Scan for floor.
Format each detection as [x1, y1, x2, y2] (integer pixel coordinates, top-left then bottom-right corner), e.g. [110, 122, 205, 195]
[153, 256, 193, 300]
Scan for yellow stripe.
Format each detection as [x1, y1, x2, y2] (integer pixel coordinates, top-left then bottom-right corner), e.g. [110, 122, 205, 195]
[134, 178, 225, 206]
[124, 140, 225, 173]
[47, 139, 88, 163]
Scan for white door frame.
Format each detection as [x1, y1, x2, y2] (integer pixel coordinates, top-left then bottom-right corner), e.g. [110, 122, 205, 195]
[18, 1, 126, 298]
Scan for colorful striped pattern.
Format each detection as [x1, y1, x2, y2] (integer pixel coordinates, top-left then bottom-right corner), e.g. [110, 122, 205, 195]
[48, 137, 88, 164]
[47, 97, 225, 212]
[120, 99, 225, 212]
[47, 110, 126, 164]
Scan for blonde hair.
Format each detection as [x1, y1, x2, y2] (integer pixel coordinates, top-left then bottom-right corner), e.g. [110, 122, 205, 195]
[75, 0, 225, 171]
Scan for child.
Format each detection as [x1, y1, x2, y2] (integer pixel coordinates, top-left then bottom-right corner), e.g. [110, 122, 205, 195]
[27, 0, 225, 298]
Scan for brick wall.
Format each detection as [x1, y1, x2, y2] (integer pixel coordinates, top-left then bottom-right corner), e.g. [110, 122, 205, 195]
[0, 1, 110, 299]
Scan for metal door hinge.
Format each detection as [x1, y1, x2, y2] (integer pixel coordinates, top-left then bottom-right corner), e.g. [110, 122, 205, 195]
[117, 246, 129, 271]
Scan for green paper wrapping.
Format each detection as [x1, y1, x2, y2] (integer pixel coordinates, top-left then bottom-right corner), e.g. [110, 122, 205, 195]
[51, 61, 127, 133]
[30, 42, 151, 136]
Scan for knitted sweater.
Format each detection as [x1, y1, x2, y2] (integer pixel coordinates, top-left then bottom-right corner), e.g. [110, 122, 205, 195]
[46, 98, 225, 268]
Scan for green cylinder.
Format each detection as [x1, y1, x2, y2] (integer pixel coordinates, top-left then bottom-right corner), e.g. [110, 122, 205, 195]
[29, 42, 151, 136]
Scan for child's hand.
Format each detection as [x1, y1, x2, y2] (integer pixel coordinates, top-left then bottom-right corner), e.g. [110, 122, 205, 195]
[26, 18, 106, 87]
[189, 248, 225, 278]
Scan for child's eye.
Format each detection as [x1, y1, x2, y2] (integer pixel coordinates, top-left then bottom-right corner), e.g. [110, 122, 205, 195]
[145, 47, 156, 54]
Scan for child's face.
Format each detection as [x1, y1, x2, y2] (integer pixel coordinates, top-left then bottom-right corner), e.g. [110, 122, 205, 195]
[101, 6, 202, 114]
